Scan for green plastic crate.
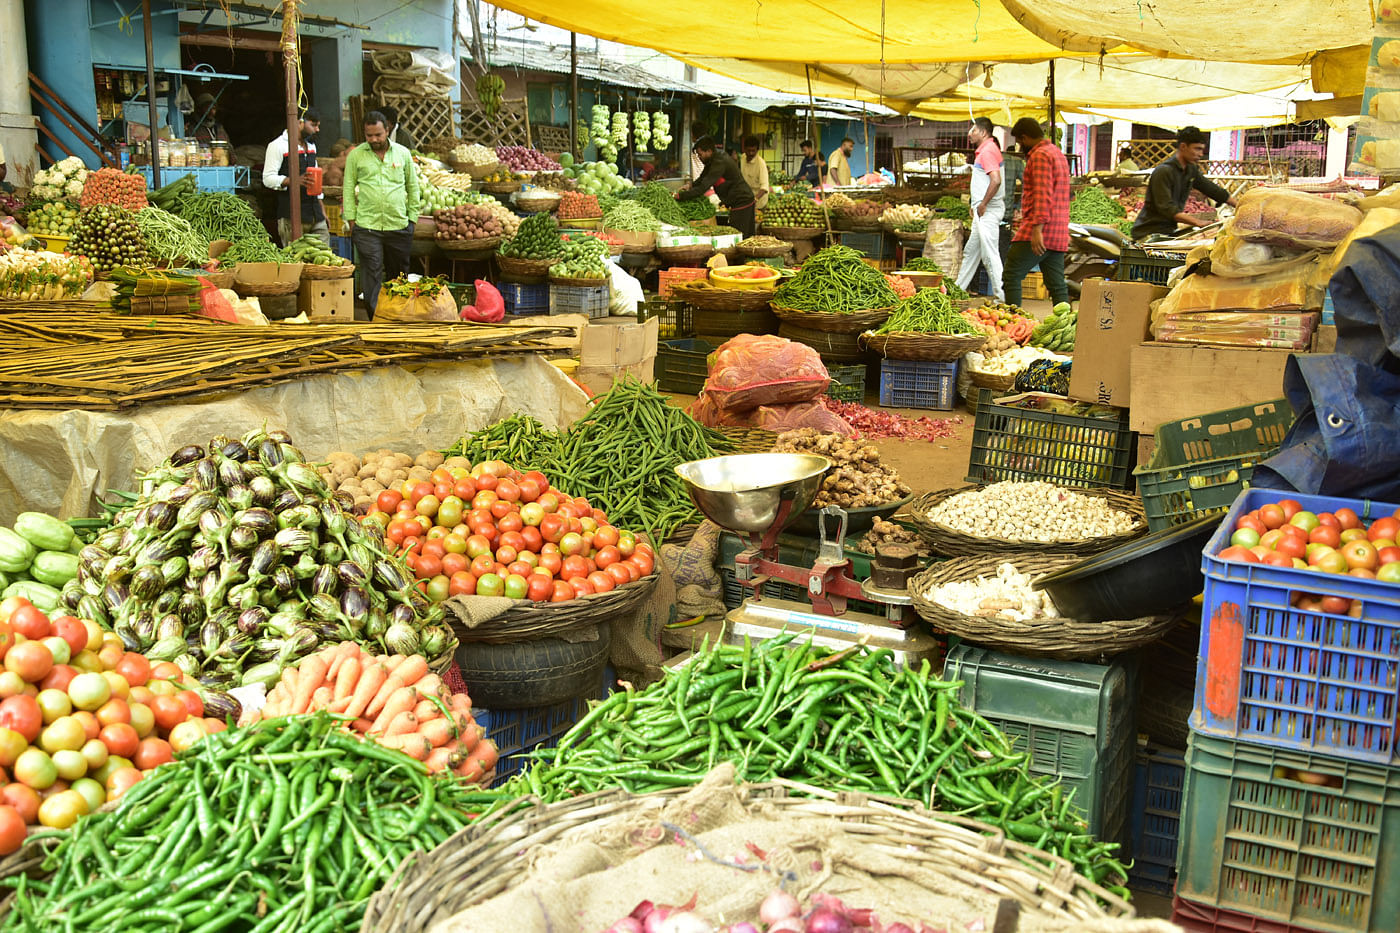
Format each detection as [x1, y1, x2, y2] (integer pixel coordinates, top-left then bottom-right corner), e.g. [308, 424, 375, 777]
[825, 363, 866, 403]
[1134, 399, 1292, 532]
[943, 644, 1138, 847]
[966, 389, 1134, 489]
[639, 296, 696, 339]
[1175, 732, 1400, 933]
[656, 338, 717, 395]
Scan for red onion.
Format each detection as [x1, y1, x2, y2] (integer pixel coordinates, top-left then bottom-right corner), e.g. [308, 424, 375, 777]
[766, 921, 804, 933]
[604, 920, 644, 933]
[821, 399, 962, 442]
[805, 909, 854, 933]
[759, 890, 801, 924]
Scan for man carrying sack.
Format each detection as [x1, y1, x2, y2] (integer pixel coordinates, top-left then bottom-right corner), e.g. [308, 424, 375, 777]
[343, 110, 421, 320]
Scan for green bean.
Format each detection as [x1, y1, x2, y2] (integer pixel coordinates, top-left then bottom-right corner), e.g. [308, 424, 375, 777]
[132, 207, 209, 266]
[772, 244, 899, 313]
[873, 287, 980, 335]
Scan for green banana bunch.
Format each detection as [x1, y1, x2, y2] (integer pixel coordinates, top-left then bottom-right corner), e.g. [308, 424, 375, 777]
[476, 73, 506, 118]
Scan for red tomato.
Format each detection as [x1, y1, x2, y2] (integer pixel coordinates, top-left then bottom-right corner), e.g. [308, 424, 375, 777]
[0, 805, 24, 855]
[605, 563, 631, 586]
[453, 479, 478, 500]
[1333, 507, 1361, 530]
[631, 551, 655, 576]
[526, 575, 554, 602]
[1370, 517, 1400, 543]
[538, 552, 563, 576]
[99, 723, 139, 758]
[1309, 526, 1342, 549]
[550, 581, 574, 602]
[421, 539, 447, 560]
[1317, 512, 1341, 530]
[593, 525, 620, 548]
[133, 738, 174, 770]
[475, 474, 500, 492]
[561, 555, 590, 580]
[376, 490, 403, 512]
[540, 514, 566, 544]
[50, 618, 88, 659]
[569, 578, 595, 597]
[0, 696, 40, 743]
[149, 695, 187, 733]
[517, 478, 543, 502]
[587, 571, 615, 593]
[520, 526, 544, 552]
[498, 531, 526, 552]
[416, 555, 443, 580]
[495, 479, 521, 503]
[1278, 499, 1302, 520]
[0, 784, 39, 824]
[497, 513, 524, 534]
[448, 571, 477, 596]
[176, 689, 203, 720]
[495, 545, 519, 565]
[469, 555, 496, 577]
[595, 545, 621, 569]
[433, 481, 452, 500]
[489, 500, 514, 521]
[616, 559, 642, 582]
[9, 605, 50, 641]
[105, 768, 144, 800]
[40, 665, 78, 693]
[410, 481, 434, 504]
[441, 553, 469, 578]
[1236, 515, 1266, 537]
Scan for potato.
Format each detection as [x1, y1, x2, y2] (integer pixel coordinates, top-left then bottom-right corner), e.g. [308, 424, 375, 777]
[444, 456, 471, 471]
[391, 452, 414, 468]
[408, 466, 432, 482]
[353, 495, 373, 509]
[362, 479, 384, 495]
[415, 451, 445, 470]
[374, 467, 398, 487]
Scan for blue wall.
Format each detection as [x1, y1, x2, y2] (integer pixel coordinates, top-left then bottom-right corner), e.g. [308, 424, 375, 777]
[819, 120, 871, 178]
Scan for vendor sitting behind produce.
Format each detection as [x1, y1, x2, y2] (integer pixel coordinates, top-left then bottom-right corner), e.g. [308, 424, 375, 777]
[740, 135, 770, 211]
[262, 107, 329, 247]
[1131, 126, 1236, 240]
[677, 136, 757, 238]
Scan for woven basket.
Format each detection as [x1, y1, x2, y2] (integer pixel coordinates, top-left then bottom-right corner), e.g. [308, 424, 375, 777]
[299, 263, 355, 280]
[897, 231, 929, 248]
[548, 274, 610, 288]
[771, 305, 893, 334]
[908, 554, 1185, 660]
[514, 197, 559, 214]
[845, 216, 884, 231]
[655, 244, 714, 265]
[438, 236, 502, 255]
[907, 486, 1148, 557]
[717, 426, 778, 453]
[359, 775, 1132, 933]
[450, 159, 499, 178]
[447, 571, 657, 644]
[481, 181, 522, 194]
[861, 331, 987, 361]
[200, 269, 235, 289]
[777, 323, 867, 362]
[737, 242, 793, 258]
[762, 225, 825, 239]
[233, 278, 301, 297]
[496, 255, 558, 280]
[670, 281, 774, 312]
[967, 369, 1018, 392]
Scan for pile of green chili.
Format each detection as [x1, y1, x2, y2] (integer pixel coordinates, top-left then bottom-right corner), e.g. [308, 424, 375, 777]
[873, 289, 981, 335]
[501, 638, 1129, 896]
[772, 245, 900, 313]
[0, 714, 491, 933]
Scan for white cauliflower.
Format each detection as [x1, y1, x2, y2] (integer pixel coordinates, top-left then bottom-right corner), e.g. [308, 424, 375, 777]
[32, 169, 52, 187]
[31, 184, 60, 202]
[56, 157, 86, 180]
[64, 179, 85, 199]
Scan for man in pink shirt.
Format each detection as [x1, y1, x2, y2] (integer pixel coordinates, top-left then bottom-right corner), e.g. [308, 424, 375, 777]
[955, 118, 1005, 301]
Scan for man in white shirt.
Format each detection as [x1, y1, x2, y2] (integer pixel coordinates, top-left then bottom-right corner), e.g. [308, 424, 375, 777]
[955, 118, 1006, 301]
[261, 107, 329, 246]
[740, 135, 770, 211]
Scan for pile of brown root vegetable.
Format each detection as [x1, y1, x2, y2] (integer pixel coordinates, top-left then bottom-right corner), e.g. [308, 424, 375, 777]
[858, 518, 932, 558]
[773, 429, 911, 508]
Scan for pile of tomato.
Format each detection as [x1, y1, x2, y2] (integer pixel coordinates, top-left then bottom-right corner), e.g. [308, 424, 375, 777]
[363, 460, 655, 603]
[0, 597, 222, 852]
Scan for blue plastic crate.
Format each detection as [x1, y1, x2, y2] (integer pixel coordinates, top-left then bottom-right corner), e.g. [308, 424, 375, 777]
[501, 282, 549, 315]
[550, 283, 610, 318]
[139, 165, 248, 193]
[1128, 745, 1185, 896]
[839, 230, 893, 259]
[329, 235, 353, 261]
[879, 359, 957, 410]
[475, 667, 616, 786]
[1193, 488, 1400, 765]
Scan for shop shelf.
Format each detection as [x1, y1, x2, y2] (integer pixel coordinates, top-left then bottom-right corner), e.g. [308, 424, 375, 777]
[1116, 246, 1184, 285]
[639, 296, 696, 338]
[1193, 488, 1400, 765]
[943, 644, 1137, 846]
[966, 389, 1133, 489]
[1172, 894, 1330, 933]
[550, 283, 610, 318]
[1128, 744, 1186, 896]
[878, 359, 957, 410]
[657, 267, 709, 298]
[1175, 731, 1400, 933]
[138, 165, 248, 193]
[475, 666, 615, 786]
[656, 338, 717, 395]
[825, 363, 866, 403]
[500, 282, 549, 315]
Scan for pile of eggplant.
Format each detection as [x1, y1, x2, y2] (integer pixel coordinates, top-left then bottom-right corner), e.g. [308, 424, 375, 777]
[61, 430, 456, 705]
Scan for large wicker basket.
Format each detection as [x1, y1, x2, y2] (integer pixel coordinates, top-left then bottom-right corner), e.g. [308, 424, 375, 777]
[670, 280, 774, 312]
[860, 331, 986, 361]
[907, 486, 1148, 556]
[437, 236, 502, 255]
[548, 273, 611, 288]
[655, 244, 714, 265]
[496, 255, 557, 280]
[908, 553, 1185, 660]
[200, 269, 235, 290]
[514, 193, 560, 214]
[449, 158, 499, 178]
[762, 225, 825, 239]
[771, 304, 893, 334]
[967, 369, 1018, 393]
[445, 570, 657, 644]
[481, 180, 522, 194]
[299, 263, 355, 280]
[233, 267, 302, 297]
[360, 773, 1134, 933]
[737, 241, 793, 258]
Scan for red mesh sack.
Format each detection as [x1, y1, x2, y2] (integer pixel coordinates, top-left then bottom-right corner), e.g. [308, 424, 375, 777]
[690, 393, 855, 435]
[702, 334, 830, 412]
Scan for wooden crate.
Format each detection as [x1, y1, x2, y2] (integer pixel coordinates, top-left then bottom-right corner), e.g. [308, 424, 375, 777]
[459, 94, 531, 147]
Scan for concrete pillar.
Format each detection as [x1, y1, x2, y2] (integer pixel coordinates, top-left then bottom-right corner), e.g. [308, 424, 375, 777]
[0, 0, 40, 185]
[1325, 125, 1349, 178]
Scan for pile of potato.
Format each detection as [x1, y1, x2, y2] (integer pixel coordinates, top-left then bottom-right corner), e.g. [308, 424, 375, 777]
[317, 449, 471, 511]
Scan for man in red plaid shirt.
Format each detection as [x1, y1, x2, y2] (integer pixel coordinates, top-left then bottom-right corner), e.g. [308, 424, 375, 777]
[1002, 117, 1071, 307]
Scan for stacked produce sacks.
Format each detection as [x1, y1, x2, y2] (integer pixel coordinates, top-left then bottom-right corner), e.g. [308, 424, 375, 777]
[688, 335, 854, 433]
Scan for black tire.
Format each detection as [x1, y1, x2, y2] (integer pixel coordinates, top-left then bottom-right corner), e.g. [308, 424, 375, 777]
[454, 623, 611, 709]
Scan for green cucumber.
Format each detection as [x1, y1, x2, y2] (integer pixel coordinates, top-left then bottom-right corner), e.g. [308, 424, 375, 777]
[13, 512, 75, 551]
[2, 580, 60, 612]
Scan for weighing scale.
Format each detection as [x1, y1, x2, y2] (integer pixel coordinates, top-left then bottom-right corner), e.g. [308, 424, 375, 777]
[675, 453, 940, 667]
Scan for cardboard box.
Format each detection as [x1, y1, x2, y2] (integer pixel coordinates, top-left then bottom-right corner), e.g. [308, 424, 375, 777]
[1128, 342, 1297, 433]
[298, 279, 355, 322]
[1068, 280, 1169, 408]
[1313, 324, 1337, 354]
[576, 359, 655, 395]
[580, 314, 659, 369]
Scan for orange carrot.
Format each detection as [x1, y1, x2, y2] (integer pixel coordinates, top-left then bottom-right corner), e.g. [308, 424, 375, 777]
[333, 657, 361, 704]
[393, 655, 430, 688]
[415, 673, 441, 696]
[418, 717, 453, 748]
[328, 696, 351, 713]
[382, 711, 417, 738]
[281, 666, 300, 699]
[369, 687, 417, 734]
[364, 669, 411, 720]
[413, 698, 442, 722]
[326, 642, 355, 681]
[380, 734, 429, 760]
[311, 686, 332, 709]
[424, 747, 453, 773]
[344, 662, 387, 719]
[383, 655, 406, 671]
[352, 718, 373, 733]
[291, 654, 329, 714]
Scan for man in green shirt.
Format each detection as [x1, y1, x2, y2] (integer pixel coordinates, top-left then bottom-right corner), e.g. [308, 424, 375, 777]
[344, 111, 421, 318]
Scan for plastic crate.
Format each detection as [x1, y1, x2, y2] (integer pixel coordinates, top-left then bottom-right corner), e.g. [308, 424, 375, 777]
[1174, 731, 1400, 933]
[942, 644, 1137, 846]
[825, 363, 866, 403]
[1134, 399, 1292, 532]
[329, 235, 353, 261]
[658, 267, 709, 298]
[500, 282, 549, 315]
[1193, 488, 1400, 765]
[324, 203, 344, 236]
[476, 668, 616, 786]
[965, 389, 1134, 489]
[656, 338, 717, 395]
[139, 165, 249, 193]
[1128, 745, 1186, 896]
[878, 359, 957, 410]
[839, 230, 892, 259]
[550, 283, 610, 318]
[1116, 246, 1185, 285]
[639, 296, 696, 338]
[1171, 894, 1328, 933]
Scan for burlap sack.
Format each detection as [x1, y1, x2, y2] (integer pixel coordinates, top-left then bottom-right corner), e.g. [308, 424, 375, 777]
[923, 218, 964, 273]
[660, 520, 727, 622]
[608, 560, 671, 687]
[374, 286, 459, 322]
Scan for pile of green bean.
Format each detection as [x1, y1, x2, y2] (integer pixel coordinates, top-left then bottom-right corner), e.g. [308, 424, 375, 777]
[603, 200, 662, 232]
[772, 245, 900, 313]
[176, 192, 274, 245]
[935, 196, 971, 228]
[0, 714, 492, 933]
[900, 257, 946, 275]
[504, 638, 1129, 896]
[133, 207, 210, 267]
[1068, 186, 1128, 225]
[873, 288, 980, 335]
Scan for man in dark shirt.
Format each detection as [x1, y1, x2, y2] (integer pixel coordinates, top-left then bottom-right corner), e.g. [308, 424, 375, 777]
[794, 139, 824, 187]
[678, 136, 757, 237]
[1132, 126, 1236, 239]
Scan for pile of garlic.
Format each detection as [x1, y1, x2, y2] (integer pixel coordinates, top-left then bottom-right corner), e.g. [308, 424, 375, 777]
[927, 481, 1139, 542]
[926, 562, 1059, 621]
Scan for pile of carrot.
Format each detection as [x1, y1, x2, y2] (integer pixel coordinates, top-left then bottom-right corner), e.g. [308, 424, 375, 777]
[80, 167, 148, 211]
[260, 641, 498, 784]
